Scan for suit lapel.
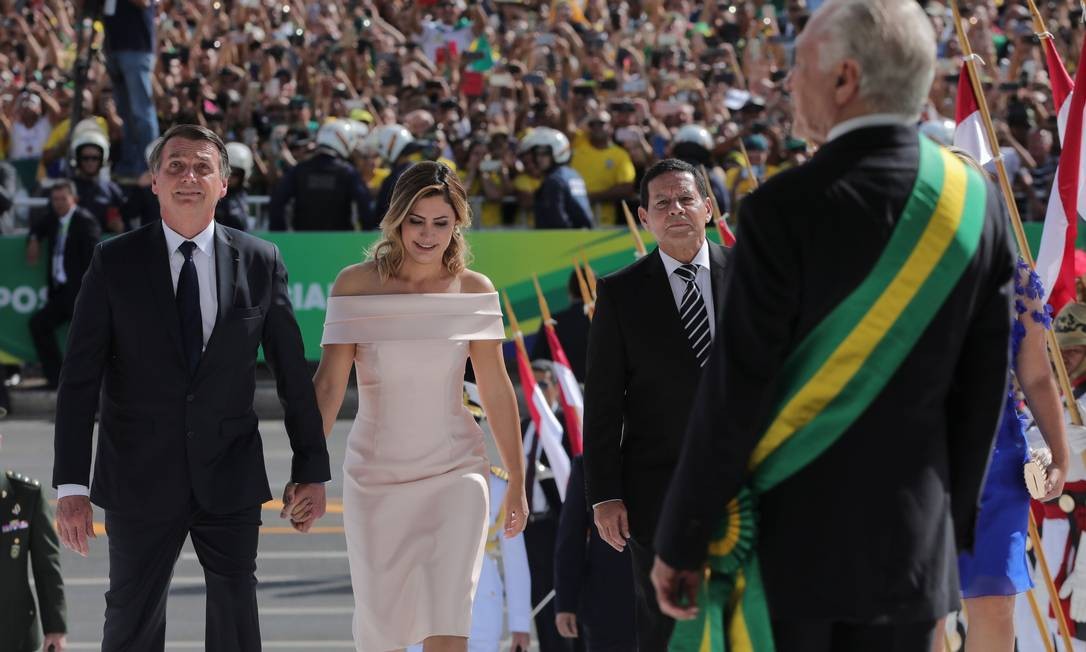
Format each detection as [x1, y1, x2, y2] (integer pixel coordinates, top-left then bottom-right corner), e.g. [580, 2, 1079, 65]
[200, 226, 239, 363]
[708, 242, 728, 311]
[643, 248, 698, 368]
[145, 224, 188, 370]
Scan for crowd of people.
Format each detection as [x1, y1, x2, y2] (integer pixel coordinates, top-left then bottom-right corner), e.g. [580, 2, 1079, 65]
[0, 0, 1082, 232]
[10, 0, 1086, 651]
[2, 0, 814, 234]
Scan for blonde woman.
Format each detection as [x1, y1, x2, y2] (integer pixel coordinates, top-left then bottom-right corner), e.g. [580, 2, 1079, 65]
[306, 161, 529, 652]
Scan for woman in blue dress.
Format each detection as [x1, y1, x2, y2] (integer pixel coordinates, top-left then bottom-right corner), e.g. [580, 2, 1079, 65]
[956, 258, 1070, 651]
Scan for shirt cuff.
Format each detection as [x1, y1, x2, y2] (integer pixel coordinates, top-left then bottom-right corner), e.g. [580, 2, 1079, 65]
[57, 484, 90, 499]
[591, 498, 623, 509]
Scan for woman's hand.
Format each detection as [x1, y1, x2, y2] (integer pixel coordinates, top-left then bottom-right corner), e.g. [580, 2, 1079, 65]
[1042, 462, 1068, 503]
[502, 484, 529, 538]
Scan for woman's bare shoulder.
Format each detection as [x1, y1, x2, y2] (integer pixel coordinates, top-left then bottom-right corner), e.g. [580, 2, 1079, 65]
[458, 269, 496, 294]
[331, 261, 384, 297]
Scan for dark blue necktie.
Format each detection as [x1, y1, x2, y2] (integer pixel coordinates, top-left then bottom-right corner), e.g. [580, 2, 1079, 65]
[177, 241, 202, 376]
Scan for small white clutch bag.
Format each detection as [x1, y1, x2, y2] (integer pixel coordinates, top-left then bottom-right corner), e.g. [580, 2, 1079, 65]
[1024, 447, 1052, 500]
[1024, 425, 1052, 500]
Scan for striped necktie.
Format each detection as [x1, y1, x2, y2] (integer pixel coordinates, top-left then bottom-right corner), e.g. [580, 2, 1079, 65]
[673, 263, 711, 368]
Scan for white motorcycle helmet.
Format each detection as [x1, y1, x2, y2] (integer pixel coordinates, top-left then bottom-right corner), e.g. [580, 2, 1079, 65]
[70, 128, 110, 169]
[347, 119, 370, 152]
[672, 124, 714, 151]
[225, 142, 254, 183]
[363, 124, 413, 164]
[315, 120, 360, 159]
[519, 127, 571, 164]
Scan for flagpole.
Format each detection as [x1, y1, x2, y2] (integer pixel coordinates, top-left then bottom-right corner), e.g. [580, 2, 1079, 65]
[621, 200, 649, 258]
[532, 275, 554, 326]
[952, 3, 1078, 648]
[580, 251, 598, 299]
[1025, 588, 1058, 652]
[699, 164, 736, 247]
[532, 274, 585, 455]
[502, 291, 532, 361]
[736, 136, 761, 191]
[952, 0, 1083, 427]
[1025, 0, 1050, 37]
[572, 260, 595, 320]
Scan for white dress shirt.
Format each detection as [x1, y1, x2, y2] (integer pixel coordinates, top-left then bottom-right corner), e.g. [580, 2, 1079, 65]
[825, 113, 916, 144]
[162, 219, 219, 349]
[659, 240, 716, 339]
[58, 220, 220, 500]
[592, 241, 716, 509]
[52, 207, 76, 285]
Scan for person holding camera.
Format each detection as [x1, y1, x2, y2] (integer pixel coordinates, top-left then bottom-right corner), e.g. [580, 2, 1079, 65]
[102, 0, 159, 180]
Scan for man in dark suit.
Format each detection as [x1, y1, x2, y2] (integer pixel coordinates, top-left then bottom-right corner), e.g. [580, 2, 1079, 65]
[583, 157, 729, 650]
[1, 435, 67, 652]
[27, 180, 102, 389]
[651, 2, 1015, 651]
[52, 124, 331, 652]
[531, 272, 590, 382]
[554, 455, 636, 651]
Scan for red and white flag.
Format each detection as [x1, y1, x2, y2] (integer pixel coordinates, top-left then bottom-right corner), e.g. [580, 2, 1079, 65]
[514, 346, 571, 500]
[542, 324, 584, 455]
[1035, 39, 1086, 312]
[953, 60, 993, 165]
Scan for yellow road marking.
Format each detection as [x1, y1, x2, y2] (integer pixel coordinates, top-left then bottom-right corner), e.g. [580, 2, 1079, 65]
[82, 522, 345, 536]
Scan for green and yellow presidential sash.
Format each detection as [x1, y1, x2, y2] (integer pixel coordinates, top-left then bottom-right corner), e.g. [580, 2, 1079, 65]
[669, 136, 988, 652]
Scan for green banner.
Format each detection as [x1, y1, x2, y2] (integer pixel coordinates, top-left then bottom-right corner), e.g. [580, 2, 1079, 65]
[0, 222, 1074, 363]
[0, 229, 658, 363]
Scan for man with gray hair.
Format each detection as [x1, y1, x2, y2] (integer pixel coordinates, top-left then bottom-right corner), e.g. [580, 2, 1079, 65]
[650, 1, 1016, 650]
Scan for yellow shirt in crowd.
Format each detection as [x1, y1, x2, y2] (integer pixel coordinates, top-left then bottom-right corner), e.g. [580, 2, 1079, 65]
[469, 170, 506, 228]
[725, 164, 781, 209]
[570, 140, 636, 226]
[512, 173, 542, 226]
[367, 166, 391, 195]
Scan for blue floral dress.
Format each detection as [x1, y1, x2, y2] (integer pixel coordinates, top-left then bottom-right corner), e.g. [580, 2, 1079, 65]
[958, 259, 1052, 597]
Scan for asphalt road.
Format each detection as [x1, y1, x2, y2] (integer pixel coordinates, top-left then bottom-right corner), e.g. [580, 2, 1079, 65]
[1, 418, 536, 651]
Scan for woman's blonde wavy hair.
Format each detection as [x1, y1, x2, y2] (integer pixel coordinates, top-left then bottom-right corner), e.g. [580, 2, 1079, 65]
[369, 161, 473, 281]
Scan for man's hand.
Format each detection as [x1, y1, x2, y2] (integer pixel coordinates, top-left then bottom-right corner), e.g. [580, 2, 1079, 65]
[510, 631, 531, 651]
[555, 612, 579, 638]
[56, 496, 95, 557]
[280, 482, 326, 533]
[593, 500, 629, 552]
[651, 555, 703, 621]
[42, 632, 67, 651]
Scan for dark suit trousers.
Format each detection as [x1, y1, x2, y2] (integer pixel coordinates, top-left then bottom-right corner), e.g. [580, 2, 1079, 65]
[524, 513, 572, 652]
[628, 537, 674, 651]
[29, 294, 74, 386]
[771, 619, 935, 652]
[102, 503, 262, 652]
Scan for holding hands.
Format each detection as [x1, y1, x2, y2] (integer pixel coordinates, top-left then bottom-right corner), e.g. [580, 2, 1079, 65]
[280, 482, 327, 533]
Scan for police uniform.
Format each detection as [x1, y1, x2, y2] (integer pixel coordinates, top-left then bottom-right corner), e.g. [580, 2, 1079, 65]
[73, 175, 129, 232]
[214, 186, 249, 231]
[534, 165, 594, 229]
[406, 466, 531, 652]
[268, 151, 374, 230]
[0, 471, 66, 652]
